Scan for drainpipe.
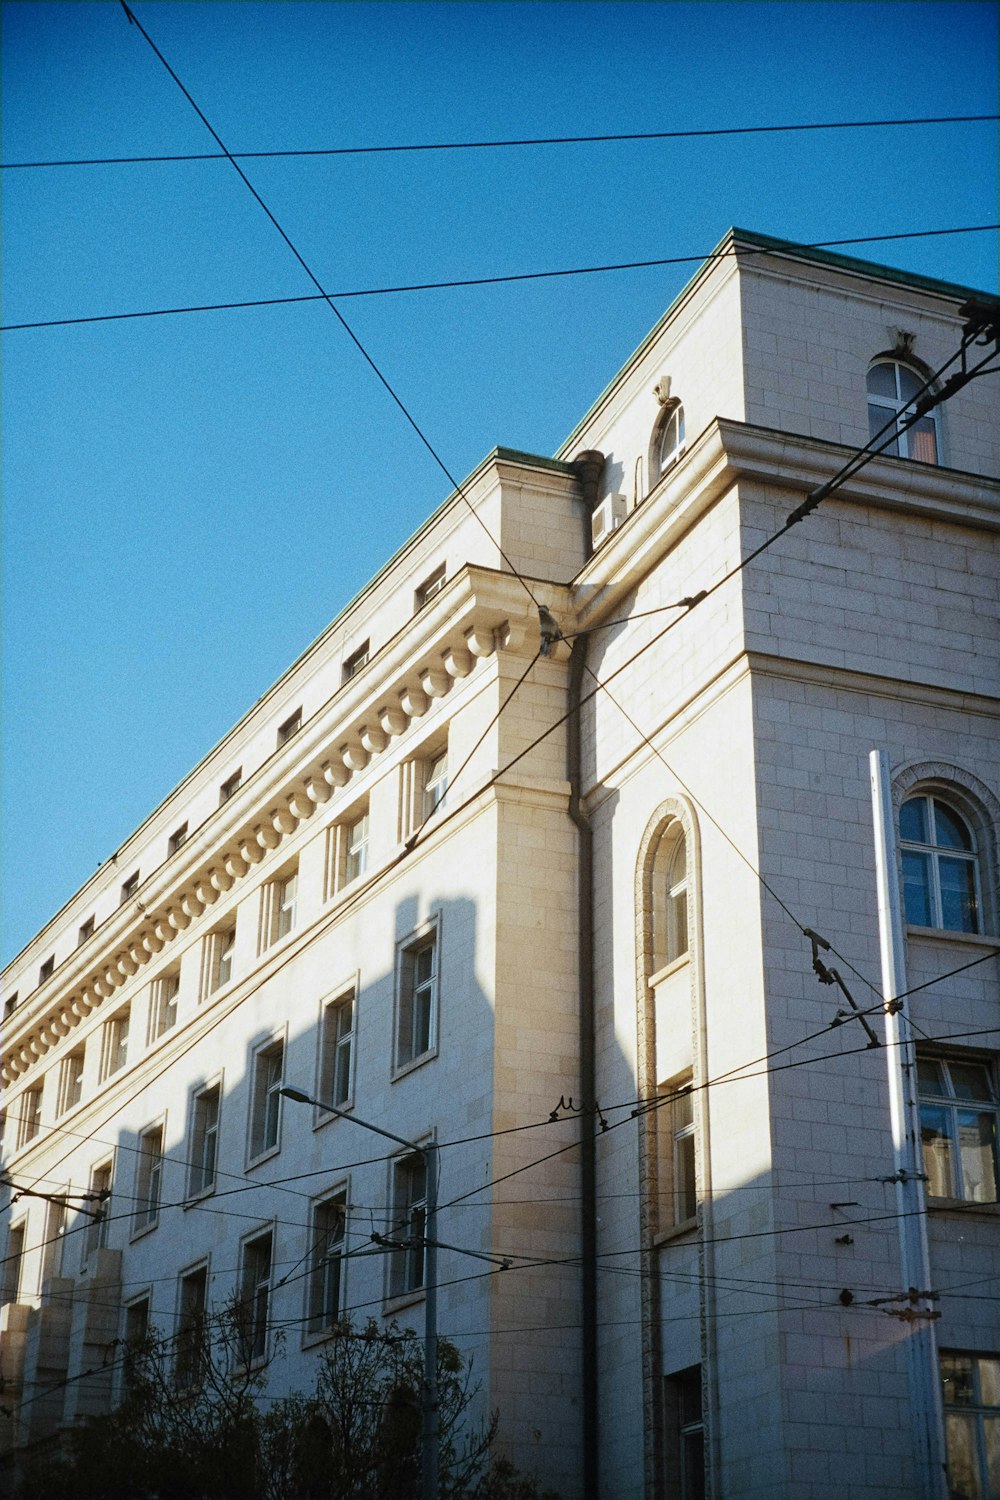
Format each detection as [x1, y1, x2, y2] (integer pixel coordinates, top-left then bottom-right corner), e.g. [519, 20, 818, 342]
[567, 449, 603, 1500]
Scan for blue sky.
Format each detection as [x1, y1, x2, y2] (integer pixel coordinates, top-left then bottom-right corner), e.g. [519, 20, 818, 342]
[2, 0, 998, 964]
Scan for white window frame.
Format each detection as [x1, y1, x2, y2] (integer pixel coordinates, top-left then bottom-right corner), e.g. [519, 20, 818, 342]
[18, 1085, 43, 1148]
[2, 1222, 26, 1305]
[866, 358, 939, 463]
[57, 1047, 86, 1115]
[387, 1150, 428, 1303]
[919, 1053, 999, 1204]
[900, 793, 982, 934]
[345, 811, 370, 884]
[175, 1260, 209, 1388]
[261, 865, 299, 950]
[219, 768, 242, 805]
[276, 708, 302, 746]
[120, 871, 140, 904]
[202, 922, 236, 1000]
[82, 1159, 113, 1265]
[306, 1188, 348, 1340]
[238, 1227, 273, 1366]
[657, 1074, 697, 1234]
[318, 986, 356, 1115]
[133, 1121, 165, 1237]
[394, 921, 439, 1074]
[342, 639, 370, 681]
[941, 1351, 1000, 1500]
[414, 564, 445, 612]
[398, 741, 448, 840]
[248, 1036, 285, 1165]
[657, 402, 686, 478]
[168, 822, 188, 856]
[148, 972, 180, 1042]
[101, 1006, 130, 1081]
[187, 1080, 222, 1199]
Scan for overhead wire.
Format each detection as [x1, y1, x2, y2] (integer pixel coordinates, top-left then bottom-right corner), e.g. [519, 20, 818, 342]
[3, 224, 998, 333]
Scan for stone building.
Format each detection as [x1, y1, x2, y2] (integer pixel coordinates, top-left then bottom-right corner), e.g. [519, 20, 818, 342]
[2, 228, 998, 1499]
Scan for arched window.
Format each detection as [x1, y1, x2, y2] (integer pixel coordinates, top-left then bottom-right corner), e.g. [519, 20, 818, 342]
[651, 825, 689, 971]
[900, 794, 981, 933]
[656, 404, 686, 479]
[866, 360, 938, 464]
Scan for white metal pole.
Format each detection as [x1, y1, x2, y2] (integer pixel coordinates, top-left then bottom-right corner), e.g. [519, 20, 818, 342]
[869, 750, 946, 1500]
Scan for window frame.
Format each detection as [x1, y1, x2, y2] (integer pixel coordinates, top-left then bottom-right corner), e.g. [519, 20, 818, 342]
[82, 1159, 114, 1266]
[276, 708, 302, 747]
[78, 915, 95, 946]
[656, 1073, 697, 1237]
[900, 792, 983, 935]
[317, 984, 357, 1118]
[866, 358, 940, 464]
[57, 1045, 86, 1116]
[18, 1085, 43, 1148]
[414, 564, 446, 612]
[174, 1260, 209, 1388]
[167, 822, 188, 857]
[247, 1036, 285, 1166]
[202, 922, 237, 1000]
[238, 1227, 274, 1367]
[342, 639, 370, 682]
[918, 1052, 999, 1207]
[940, 1350, 1000, 1500]
[187, 1079, 222, 1200]
[656, 401, 686, 480]
[100, 1006, 131, 1081]
[148, 971, 180, 1042]
[120, 871, 140, 904]
[39, 954, 55, 984]
[305, 1188, 348, 1341]
[394, 920, 440, 1075]
[121, 1291, 153, 1397]
[2, 1222, 26, 1305]
[132, 1121, 166, 1238]
[387, 1149, 429, 1304]
[219, 768, 242, 805]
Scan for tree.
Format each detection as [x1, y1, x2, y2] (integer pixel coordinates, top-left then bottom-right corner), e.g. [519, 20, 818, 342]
[15, 1314, 559, 1500]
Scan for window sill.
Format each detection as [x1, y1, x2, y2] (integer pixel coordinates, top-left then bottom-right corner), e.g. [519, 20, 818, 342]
[313, 1100, 354, 1131]
[648, 954, 691, 988]
[654, 1217, 698, 1248]
[391, 1048, 438, 1083]
[906, 925, 1000, 948]
[245, 1144, 281, 1172]
[129, 1219, 159, 1244]
[926, 1198, 999, 1220]
[184, 1185, 217, 1209]
[301, 1322, 350, 1351]
[384, 1288, 425, 1315]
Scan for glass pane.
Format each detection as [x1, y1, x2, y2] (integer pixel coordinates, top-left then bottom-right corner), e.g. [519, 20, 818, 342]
[900, 797, 929, 844]
[897, 365, 922, 401]
[918, 1057, 946, 1094]
[939, 857, 979, 933]
[921, 1106, 955, 1197]
[943, 1355, 977, 1406]
[868, 402, 900, 454]
[676, 1132, 697, 1221]
[902, 850, 934, 926]
[985, 1416, 1000, 1499]
[934, 802, 974, 851]
[907, 418, 937, 464]
[979, 1359, 1000, 1409]
[867, 363, 898, 398]
[945, 1412, 981, 1499]
[957, 1111, 998, 1203]
[949, 1063, 996, 1104]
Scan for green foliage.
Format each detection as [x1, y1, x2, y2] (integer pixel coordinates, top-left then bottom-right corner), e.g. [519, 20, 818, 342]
[15, 1314, 559, 1500]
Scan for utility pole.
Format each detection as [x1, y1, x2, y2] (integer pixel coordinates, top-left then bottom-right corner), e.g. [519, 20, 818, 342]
[869, 750, 947, 1500]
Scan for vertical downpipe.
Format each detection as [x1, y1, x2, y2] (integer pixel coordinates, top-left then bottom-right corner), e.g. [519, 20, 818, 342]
[568, 448, 603, 1499]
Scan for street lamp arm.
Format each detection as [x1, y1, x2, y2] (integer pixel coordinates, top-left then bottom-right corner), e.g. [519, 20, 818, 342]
[278, 1085, 427, 1156]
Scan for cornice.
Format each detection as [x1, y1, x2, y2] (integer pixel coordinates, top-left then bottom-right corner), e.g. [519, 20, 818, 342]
[1, 565, 558, 1086]
[571, 418, 1000, 632]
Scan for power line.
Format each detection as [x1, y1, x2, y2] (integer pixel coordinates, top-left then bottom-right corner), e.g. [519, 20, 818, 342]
[4, 224, 998, 333]
[115, 1, 543, 618]
[3, 113, 996, 170]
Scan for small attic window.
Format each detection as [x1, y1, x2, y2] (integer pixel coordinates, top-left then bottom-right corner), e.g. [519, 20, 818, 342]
[656, 403, 686, 479]
[343, 640, 370, 682]
[277, 709, 302, 747]
[415, 565, 446, 612]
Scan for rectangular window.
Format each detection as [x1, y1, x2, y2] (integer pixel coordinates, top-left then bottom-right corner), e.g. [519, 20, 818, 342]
[414, 564, 445, 612]
[2, 1224, 25, 1305]
[149, 973, 180, 1041]
[203, 924, 236, 999]
[101, 1007, 130, 1080]
[84, 1162, 113, 1262]
[4, 992, 18, 1019]
[320, 991, 355, 1110]
[175, 1265, 208, 1387]
[57, 1046, 86, 1115]
[389, 1154, 427, 1300]
[308, 1193, 346, 1335]
[78, 915, 95, 945]
[941, 1352, 1000, 1500]
[168, 823, 188, 856]
[121, 872, 140, 904]
[219, 768, 242, 805]
[18, 1086, 42, 1148]
[664, 1366, 705, 1500]
[277, 708, 302, 747]
[39, 955, 55, 984]
[657, 1075, 697, 1231]
[399, 744, 448, 839]
[422, 749, 448, 821]
[345, 812, 369, 884]
[342, 640, 370, 682]
[188, 1084, 221, 1197]
[123, 1295, 151, 1393]
[134, 1125, 164, 1234]
[239, 1232, 272, 1365]
[249, 1042, 284, 1160]
[42, 1198, 67, 1284]
[396, 930, 438, 1070]
[918, 1054, 999, 1204]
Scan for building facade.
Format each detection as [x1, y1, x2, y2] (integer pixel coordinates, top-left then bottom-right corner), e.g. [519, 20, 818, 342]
[2, 229, 999, 1499]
